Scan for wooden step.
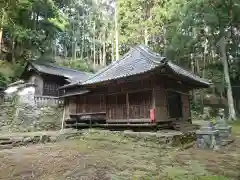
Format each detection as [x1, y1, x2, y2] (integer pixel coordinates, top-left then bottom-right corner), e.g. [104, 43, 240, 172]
[65, 123, 156, 128]
[171, 121, 195, 131]
[0, 137, 11, 141]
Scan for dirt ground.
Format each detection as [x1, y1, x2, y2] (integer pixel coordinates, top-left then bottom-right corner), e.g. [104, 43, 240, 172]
[0, 130, 239, 180]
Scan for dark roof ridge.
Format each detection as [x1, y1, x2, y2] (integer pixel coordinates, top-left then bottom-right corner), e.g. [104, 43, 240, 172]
[135, 45, 167, 64]
[31, 61, 92, 74]
[137, 45, 164, 58]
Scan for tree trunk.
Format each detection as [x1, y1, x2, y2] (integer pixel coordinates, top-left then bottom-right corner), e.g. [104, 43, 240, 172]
[81, 21, 85, 60]
[115, 4, 119, 60]
[0, 8, 5, 53]
[99, 43, 102, 65]
[103, 30, 106, 66]
[11, 37, 15, 64]
[111, 32, 114, 62]
[191, 54, 197, 104]
[93, 21, 96, 68]
[144, 28, 148, 46]
[64, 42, 68, 58]
[217, 36, 236, 121]
[81, 35, 85, 60]
[200, 38, 208, 113]
[73, 36, 76, 61]
[0, 27, 2, 53]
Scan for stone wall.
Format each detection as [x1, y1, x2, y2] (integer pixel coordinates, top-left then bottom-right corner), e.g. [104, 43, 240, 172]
[0, 85, 63, 133]
[0, 99, 63, 132]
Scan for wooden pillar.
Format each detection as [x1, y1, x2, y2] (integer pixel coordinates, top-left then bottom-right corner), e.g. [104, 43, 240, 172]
[83, 96, 86, 113]
[74, 96, 77, 113]
[61, 98, 68, 131]
[126, 92, 129, 120]
[152, 88, 156, 108]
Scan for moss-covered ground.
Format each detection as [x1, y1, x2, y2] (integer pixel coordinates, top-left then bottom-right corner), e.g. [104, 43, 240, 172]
[0, 128, 239, 180]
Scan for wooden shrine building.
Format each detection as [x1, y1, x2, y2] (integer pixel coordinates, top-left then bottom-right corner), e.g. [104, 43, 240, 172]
[20, 61, 92, 105]
[60, 45, 211, 128]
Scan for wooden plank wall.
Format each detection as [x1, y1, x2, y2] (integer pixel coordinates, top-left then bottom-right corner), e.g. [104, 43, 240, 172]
[182, 94, 190, 120]
[128, 90, 152, 119]
[106, 90, 152, 120]
[154, 88, 168, 122]
[106, 93, 127, 119]
[71, 73, 192, 122]
[69, 97, 77, 114]
[76, 94, 106, 113]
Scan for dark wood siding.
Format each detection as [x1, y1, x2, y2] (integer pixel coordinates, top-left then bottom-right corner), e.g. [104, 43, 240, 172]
[129, 90, 152, 119]
[106, 94, 127, 120]
[68, 73, 192, 123]
[76, 94, 106, 113]
[167, 91, 182, 118]
[106, 90, 152, 120]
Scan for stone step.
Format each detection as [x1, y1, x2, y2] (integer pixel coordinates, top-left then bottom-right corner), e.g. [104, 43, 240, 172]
[0, 140, 13, 145]
[0, 144, 13, 150]
[220, 138, 235, 146]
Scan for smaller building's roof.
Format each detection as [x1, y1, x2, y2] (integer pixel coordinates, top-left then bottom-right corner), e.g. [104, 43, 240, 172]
[23, 61, 93, 83]
[59, 90, 90, 98]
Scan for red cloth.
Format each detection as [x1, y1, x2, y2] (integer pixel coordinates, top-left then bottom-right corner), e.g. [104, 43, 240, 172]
[150, 108, 155, 122]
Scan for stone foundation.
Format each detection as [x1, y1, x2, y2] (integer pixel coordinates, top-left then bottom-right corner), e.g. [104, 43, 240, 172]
[0, 99, 63, 132]
[122, 130, 196, 146]
[0, 129, 82, 150]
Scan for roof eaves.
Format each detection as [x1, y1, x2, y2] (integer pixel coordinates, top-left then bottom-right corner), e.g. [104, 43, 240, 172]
[59, 89, 90, 98]
[166, 62, 211, 86]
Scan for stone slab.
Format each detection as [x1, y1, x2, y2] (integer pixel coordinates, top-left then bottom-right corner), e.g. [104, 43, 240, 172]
[196, 130, 219, 135]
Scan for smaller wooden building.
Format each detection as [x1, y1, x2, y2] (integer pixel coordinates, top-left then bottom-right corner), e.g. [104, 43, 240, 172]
[61, 45, 211, 128]
[20, 61, 93, 105]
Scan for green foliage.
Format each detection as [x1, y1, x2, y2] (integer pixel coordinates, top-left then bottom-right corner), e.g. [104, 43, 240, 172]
[0, 60, 23, 86]
[1, 0, 240, 104]
[60, 58, 94, 73]
[1, 0, 67, 62]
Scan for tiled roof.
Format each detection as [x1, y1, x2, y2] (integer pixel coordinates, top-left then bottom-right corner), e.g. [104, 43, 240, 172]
[28, 62, 93, 83]
[81, 45, 166, 85]
[81, 45, 210, 86]
[61, 45, 211, 88]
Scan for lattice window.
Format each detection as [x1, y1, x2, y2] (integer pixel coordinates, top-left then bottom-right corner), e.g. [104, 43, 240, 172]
[43, 82, 59, 96]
